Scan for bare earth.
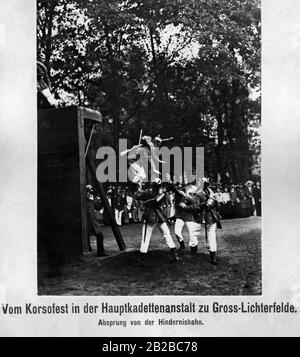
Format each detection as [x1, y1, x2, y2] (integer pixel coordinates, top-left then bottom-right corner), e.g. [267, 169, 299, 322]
[38, 216, 261, 296]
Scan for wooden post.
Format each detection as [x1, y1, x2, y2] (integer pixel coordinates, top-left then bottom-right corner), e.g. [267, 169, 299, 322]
[86, 157, 126, 251]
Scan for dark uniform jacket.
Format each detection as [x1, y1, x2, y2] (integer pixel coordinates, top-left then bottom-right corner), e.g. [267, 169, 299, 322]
[174, 193, 196, 221]
[182, 189, 222, 227]
[135, 189, 168, 224]
[229, 190, 237, 203]
[253, 186, 261, 203]
[245, 186, 254, 199]
[236, 187, 246, 200]
[114, 194, 126, 211]
[87, 196, 103, 235]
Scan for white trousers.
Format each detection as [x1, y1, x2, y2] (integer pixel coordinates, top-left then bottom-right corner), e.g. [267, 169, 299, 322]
[206, 223, 217, 252]
[175, 219, 201, 248]
[175, 218, 217, 252]
[199, 223, 217, 252]
[140, 222, 176, 253]
[174, 218, 185, 240]
[115, 210, 123, 225]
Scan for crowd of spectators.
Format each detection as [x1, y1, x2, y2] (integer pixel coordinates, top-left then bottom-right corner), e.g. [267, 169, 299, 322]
[96, 180, 261, 227]
[211, 180, 261, 219]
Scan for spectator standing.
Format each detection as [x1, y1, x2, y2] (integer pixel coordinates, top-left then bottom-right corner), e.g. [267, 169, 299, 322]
[125, 190, 133, 223]
[236, 183, 248, 217]
[229, 184, 238, 204]
[222, 186, 231, 204]
[253, 181, 261, 216]
[132, 195, 139, 222]
[136, 197, 145, 222]
[103, 185, 113, 226]
[221, 185, 232, 218]
[86, 185, 108, 257]
[114, 188, 126, 225]
[214, 186, 224, 204]
[245, 180, 255, 216]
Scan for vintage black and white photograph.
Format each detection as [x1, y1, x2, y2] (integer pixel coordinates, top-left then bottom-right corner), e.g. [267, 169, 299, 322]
[37, 0, 261, 296]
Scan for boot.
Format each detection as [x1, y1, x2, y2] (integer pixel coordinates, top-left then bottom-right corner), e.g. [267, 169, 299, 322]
[190, 245, 198, 255]
[170, 248, 180, 263]
[176, 236, 185, 250]
[210, 251, 217, 265]
[179, 240, 185, 250]
[96, 233, 108, 257]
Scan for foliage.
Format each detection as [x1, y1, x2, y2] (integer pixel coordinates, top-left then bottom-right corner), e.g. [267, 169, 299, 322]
[37, 0, 261, 183]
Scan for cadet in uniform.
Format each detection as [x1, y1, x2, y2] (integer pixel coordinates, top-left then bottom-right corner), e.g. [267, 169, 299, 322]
[174, 185, 199, 252]
[135, 179, 179, 262]
[86, 185, 108, 257]
[180, 179, 222, 264]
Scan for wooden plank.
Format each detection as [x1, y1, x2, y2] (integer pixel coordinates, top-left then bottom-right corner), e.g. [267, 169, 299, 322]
[77, 109, 89, 254]
[86, 156, 126, 251]
[78, 107, 102, 123]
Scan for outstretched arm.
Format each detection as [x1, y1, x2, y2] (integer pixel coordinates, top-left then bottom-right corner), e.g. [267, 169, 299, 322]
[120, 144, 143, 158]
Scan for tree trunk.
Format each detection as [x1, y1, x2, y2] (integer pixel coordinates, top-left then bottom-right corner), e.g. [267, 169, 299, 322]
[215, 111, 225, 182]
[103, 22, 121, 182]
[44, 2, 57, 68]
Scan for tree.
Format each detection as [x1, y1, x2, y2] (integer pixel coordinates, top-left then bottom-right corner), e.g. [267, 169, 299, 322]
[37, 0, 261, 183]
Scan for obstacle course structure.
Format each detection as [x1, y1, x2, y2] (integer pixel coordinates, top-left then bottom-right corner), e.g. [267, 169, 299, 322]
[38, 106, 125, 275]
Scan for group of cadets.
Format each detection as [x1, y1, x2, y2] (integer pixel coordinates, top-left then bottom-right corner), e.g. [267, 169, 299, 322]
[135, 178, 221, 265]
[87, 177, 261, 265]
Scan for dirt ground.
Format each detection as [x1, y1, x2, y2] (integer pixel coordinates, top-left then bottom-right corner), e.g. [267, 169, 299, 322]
[38, 216, 261, 296]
